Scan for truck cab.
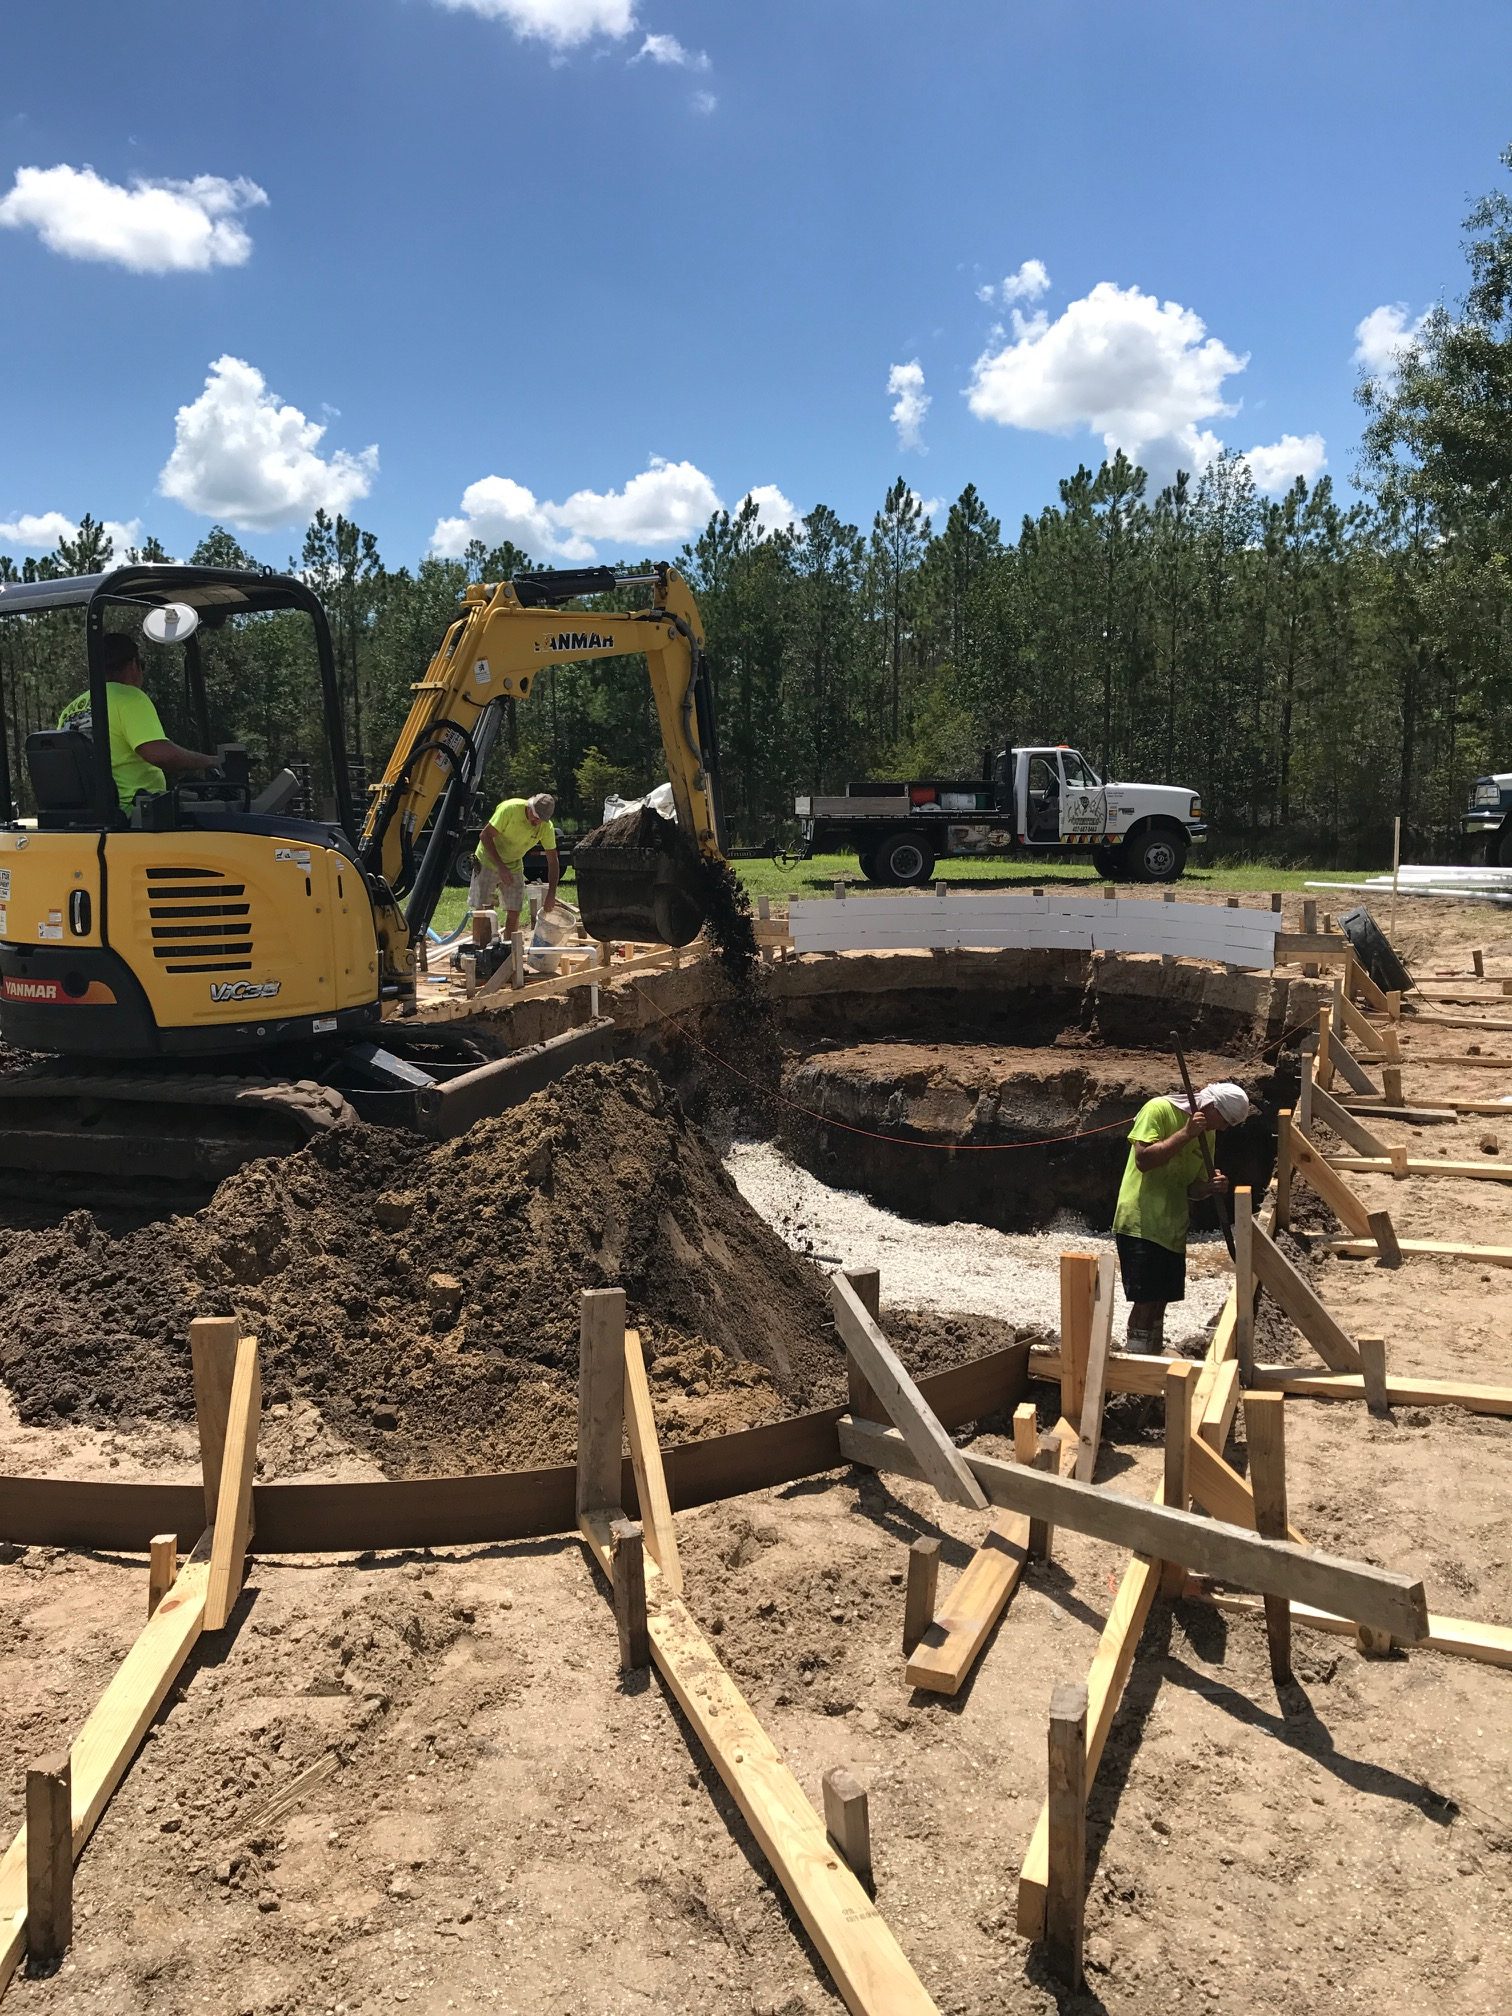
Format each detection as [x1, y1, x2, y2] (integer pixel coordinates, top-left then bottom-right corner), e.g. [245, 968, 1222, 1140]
[1461, 771, 1512, 866]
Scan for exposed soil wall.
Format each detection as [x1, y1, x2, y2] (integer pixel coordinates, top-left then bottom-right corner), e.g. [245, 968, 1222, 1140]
[778, 1040, 1281, 1232]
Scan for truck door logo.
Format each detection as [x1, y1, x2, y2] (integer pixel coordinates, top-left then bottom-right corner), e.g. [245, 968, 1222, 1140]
[210, 979, 282, 1003]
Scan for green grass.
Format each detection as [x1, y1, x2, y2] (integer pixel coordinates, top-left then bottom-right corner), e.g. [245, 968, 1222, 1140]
[420, 849, 1331, 939]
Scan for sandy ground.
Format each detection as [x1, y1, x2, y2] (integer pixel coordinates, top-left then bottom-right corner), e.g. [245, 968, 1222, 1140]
[2, 900, 1510, 2015]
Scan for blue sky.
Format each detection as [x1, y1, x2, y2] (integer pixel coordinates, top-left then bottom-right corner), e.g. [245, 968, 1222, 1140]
[2, 0, 1509, 569]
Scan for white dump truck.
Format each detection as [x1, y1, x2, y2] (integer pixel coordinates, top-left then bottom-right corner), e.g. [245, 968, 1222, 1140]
[794, 744, 1206, 884]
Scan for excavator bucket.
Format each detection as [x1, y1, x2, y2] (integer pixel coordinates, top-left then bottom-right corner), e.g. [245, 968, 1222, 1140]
[572, 806, 711, 947]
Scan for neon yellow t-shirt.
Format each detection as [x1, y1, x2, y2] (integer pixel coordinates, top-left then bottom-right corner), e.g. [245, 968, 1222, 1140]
[57, 682, 168, 810]
[1112, 1097, 1207, 1254]
[475, 797, 557, 869]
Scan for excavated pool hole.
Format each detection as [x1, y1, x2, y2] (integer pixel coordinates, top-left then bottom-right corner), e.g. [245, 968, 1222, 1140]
[621, 950, 1303, 1351]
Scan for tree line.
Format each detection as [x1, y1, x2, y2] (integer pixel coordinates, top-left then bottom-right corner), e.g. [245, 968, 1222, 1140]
[4, 148, 1510, 864]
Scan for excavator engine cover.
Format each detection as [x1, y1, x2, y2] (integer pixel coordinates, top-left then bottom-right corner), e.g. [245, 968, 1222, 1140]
[573, 806, 710, 947]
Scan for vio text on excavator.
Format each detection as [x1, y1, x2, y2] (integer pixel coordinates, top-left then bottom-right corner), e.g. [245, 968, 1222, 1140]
[0, 560, 724, 1202]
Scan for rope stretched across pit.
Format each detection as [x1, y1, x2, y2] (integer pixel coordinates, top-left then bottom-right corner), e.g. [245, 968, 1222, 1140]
[627, 978, 1316, 1155]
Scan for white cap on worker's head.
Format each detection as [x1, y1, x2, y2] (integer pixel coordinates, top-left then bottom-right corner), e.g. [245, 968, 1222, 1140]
[1197, 1081, 1251, 1127]
[527, 792, 555, 820]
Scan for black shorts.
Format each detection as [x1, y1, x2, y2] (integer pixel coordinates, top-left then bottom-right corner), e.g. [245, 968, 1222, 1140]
[1115, 1233, 1187, 1304]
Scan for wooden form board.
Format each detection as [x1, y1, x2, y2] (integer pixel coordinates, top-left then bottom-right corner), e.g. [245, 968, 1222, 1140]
[904, 1515, 1029, 1695]
[1250, 1218, 1362, 1372]
[579, 1512, 939, 2016]
[1329, 1153, 1512, 1183]
[836, 1417, 1427, 1640]
[787, 892, 1282, 965]
[1289, 1127, 1376, 1235]
[621, 1329, 683, 1596]
[1251, 1366, 1512, 1415]
[0, 1533, 212, 1998]
[1185, 1586, 1512, 1670]
[1319, 1235, 1512, 1268]
[204, 1336, 259, 1633]
[830, 1276, 986, 1509]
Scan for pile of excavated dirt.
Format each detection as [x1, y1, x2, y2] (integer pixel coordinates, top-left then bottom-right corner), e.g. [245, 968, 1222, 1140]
[0, 1061, 840, 1475]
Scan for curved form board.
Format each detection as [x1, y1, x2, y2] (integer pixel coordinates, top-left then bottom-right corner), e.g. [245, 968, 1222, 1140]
[0, 1343, 1027, 1555]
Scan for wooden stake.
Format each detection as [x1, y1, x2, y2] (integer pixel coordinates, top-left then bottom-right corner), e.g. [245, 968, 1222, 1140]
[822, 1769, 873, 1892]
[1473, 947, 1485, 979]
[1298, 1039, 1316, 1137]
[903, 1537, 940, 1655]
[576, 1288, 626, 1519]
[1031, 1441, 1057, 1562]
[1382, 1064, 1404, 1105]
[24, 1755, 71, 1967]
[1359, 1336, 1389, 1417]
[188, 1314, 238, 1528]
[1073, 1251, 1116, 1482]
[610, 1517, 648, 1670]
[1272, 1110, 1294, 1232]
[1301, 897, 1318, 978]
[1161, 1362, 1197, 1595]
[147, 1535, 178, 1620]
[1058, 1252, 1098, 1426]
[204, 1335, 259, 1632]
[1244, 1393, 1291, 1684]
[1316, 1005, 1334, 1092]
[509, 930, 525, 989]
[841, 1267, 884, 1421]
[1045, 1683, 1088, 1990]
[1234, 1186, 1255, 1386]
[1367, 1210, 1402, 1268]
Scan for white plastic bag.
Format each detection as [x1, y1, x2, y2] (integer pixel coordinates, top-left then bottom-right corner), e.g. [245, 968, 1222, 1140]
[602, 781, 675, 824]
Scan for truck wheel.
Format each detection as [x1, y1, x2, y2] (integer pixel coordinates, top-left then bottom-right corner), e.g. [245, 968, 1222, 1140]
[1128, 827, 1187, 883]
[1497, 827, 1512, 869]
[450, 840, 477, 889]
[874, 833, 935, 886]
[1091, 846, 1120, 880]
[858, 844, 885, 885]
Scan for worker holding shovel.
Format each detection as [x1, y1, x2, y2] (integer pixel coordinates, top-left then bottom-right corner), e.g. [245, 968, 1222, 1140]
[1113, 1081, 1250, 1352]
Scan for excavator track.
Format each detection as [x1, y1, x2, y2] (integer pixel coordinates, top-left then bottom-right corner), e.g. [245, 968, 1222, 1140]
[0, 1066, 354, 1216]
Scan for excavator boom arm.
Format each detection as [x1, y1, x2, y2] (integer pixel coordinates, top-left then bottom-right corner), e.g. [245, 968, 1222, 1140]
[359, 565, 720, 981]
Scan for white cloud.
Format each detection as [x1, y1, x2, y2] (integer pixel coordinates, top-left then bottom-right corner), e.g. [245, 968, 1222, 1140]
[429, 0, 635, 48]
[966, 279, 1246, 481]
[0, 510, 143, 558]
[690, 88, 719, 115]
[1243, 433, 1327, 494]
[739, 484, 799, 533]
[158, 356, 378, 532]
[888, 359, 930, 452]
[634, 31, 710, 69]
[555, 456, 721, 547]
[1354, 302, 1430, 376]
[430, 475, 595, 562]
[431, 455, 724, 559]
[999, 257, 1051, 304]
[0, 164, 266, 272]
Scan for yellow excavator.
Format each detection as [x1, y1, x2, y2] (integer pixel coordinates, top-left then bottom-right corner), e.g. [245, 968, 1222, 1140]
[0, 560, 725, 1199]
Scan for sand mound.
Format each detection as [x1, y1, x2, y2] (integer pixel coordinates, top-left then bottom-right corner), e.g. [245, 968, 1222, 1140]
[0, 1062, 836, 1474]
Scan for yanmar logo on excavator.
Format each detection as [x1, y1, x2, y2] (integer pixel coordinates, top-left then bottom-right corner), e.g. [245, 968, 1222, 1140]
[535, 631, 616, 654]
[210, 980, 282, 1004]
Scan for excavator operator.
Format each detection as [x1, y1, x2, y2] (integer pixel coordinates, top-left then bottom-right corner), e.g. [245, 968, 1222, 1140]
[57, 631, 218, 812]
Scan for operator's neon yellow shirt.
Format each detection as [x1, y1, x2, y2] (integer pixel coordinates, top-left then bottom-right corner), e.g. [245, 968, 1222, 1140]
[1113, 1097, 1207, 1254]
[57, 682, 168, 809]
[475, 797, 557, 869]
